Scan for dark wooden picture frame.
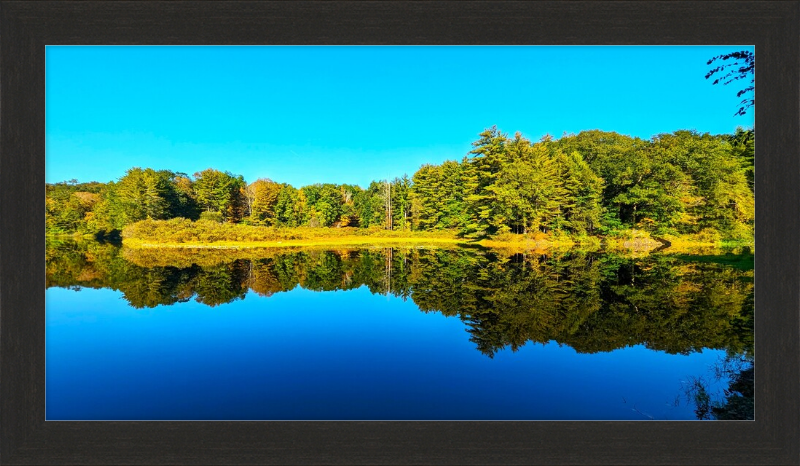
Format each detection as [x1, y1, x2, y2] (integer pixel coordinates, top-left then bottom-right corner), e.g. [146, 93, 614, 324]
[2, 1, 798, 464]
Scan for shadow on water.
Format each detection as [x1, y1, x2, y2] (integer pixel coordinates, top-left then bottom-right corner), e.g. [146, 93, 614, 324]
[673, 251, 754, 272]
[47, 238, 754, 363]
[679, 353, 755, 420]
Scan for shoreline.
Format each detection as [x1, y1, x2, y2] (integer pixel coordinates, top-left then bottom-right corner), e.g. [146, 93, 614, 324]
[122, 236, 471, 250]
[119, 235, 748, 253]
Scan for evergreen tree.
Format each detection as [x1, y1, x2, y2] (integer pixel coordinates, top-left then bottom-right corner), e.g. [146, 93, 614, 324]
[410, 164, 443, 230]
[461, 126, 509, 237]
[559, 151, 604, 234]
[193, 168, 246, 222]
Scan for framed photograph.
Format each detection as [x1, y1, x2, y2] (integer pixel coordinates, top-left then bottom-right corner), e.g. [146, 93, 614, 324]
[2, 1, 798, 464]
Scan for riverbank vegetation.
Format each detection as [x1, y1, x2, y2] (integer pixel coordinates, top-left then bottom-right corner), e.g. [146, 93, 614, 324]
[121, 218, 468, 249]
[46, 127, 754, 248]
[119, 218, 605, 251]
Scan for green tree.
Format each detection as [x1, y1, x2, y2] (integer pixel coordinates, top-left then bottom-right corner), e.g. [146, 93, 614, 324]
[355, 181, 387, 228]
[171, 173, 200, 220]
[193, 168, 246, 222]
[503, 135, 564, 233]
[727, 127, 754, 191]
[649, 130, 753, 237]
[301, 183, 344, 227]
[274, 184, 303, 227]
[410, 164, 443, 230]
[45, 180, 104, 234]
[246, 178, 282, 225]
[461, 126, 509, 237]
[551, 150, 604, 234]
[339, 184, 363, 227]
[91, 168, 181, 230]
[390, 175, 412, 231]
[410, 161, 466, 231]
[555, 130, 646, 227]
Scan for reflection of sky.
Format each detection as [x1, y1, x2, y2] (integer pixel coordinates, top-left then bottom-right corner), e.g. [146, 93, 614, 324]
[46, 286, 728, 420]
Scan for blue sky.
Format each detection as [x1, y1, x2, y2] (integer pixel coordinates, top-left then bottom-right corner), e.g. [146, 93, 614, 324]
[46, 46, 754, 187]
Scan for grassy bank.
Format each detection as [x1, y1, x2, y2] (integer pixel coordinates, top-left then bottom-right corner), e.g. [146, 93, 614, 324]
[120, 219, 601, 251]
[120, 218, 753, 252]
[122, 218, 468, 249]
[123, 236, 467, 249]
[46, 232, 102, 240]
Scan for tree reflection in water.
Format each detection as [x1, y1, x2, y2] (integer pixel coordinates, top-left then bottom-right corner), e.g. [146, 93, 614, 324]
[46, 239, 753, 359]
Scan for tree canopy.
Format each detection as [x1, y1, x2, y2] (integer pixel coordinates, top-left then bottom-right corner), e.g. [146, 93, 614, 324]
[47, 127, 755, 243]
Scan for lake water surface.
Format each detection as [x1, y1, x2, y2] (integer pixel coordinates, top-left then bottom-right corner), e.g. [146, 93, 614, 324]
[46, 241, 753, 420]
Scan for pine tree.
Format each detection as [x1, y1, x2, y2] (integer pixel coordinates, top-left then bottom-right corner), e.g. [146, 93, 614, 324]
[461, 126, 509, 237]
[193, 168, 245, 222]
[410, 164, 443, 230]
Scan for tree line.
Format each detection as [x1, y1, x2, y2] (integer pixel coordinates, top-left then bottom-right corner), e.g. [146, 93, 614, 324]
[46, 127, 755, 240]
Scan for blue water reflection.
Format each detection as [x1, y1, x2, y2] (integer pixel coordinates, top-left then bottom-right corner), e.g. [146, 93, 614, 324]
[47, 285, 728, 420]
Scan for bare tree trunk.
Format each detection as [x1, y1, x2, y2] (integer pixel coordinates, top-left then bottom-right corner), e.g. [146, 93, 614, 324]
[387, 183, 394, 230]
[384, 181, 393, 230]
[384, 248, 393, 295]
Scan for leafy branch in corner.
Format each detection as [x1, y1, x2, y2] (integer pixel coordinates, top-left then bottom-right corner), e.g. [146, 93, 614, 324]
[706, 50, 754, 116]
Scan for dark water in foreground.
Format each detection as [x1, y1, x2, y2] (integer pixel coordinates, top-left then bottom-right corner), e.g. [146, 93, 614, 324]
[45, 240, 753, 420]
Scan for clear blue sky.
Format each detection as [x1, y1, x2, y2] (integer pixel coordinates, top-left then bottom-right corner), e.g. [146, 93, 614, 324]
[46, 46, 754, 187]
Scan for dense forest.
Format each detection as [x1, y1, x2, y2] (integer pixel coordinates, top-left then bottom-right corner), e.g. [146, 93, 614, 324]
[46, 127, 755, 241]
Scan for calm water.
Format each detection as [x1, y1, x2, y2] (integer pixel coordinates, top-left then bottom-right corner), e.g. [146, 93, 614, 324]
[45, 240, 753, 420]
